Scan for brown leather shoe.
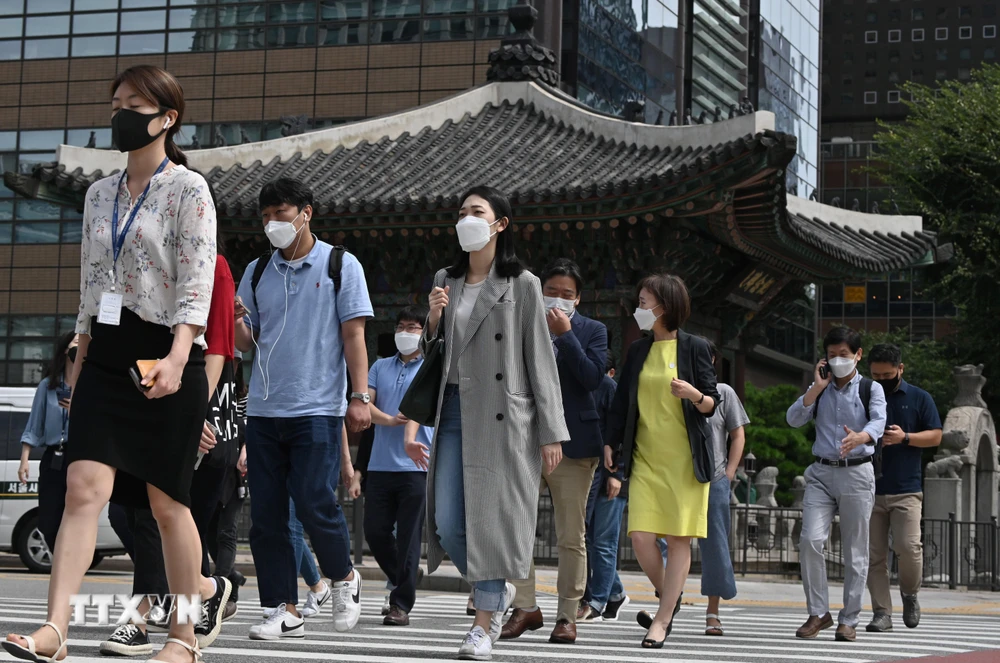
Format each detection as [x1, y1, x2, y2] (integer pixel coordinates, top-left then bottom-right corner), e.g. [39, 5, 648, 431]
[795, 613, 834, 639]
[500, 608, 544, 640]
[835, 624, 857, 642]
[576, 601, 589, 621]
[549, 619, 576, 644]
[383, 605, 409, 626]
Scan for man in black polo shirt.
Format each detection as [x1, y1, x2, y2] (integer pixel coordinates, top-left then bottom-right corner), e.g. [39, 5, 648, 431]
[865, 343, 942, 633]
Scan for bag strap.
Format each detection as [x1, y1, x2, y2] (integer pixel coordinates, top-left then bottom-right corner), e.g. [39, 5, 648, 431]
[249, 252, 272, 318]
[329, 245, 346, 293]
[813, 377, 873, 420]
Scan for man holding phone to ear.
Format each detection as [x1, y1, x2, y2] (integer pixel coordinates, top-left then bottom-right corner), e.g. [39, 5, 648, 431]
[234, 178, 373, 641]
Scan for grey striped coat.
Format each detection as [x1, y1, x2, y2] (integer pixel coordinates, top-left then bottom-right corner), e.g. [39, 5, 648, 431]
[420, 265, 569, 582]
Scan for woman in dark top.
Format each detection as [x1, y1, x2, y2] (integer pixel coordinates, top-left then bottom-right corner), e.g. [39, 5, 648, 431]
[603, 274, 719, 648]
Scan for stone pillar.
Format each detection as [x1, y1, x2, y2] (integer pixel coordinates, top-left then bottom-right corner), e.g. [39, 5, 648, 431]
[923, 477, 963, 521]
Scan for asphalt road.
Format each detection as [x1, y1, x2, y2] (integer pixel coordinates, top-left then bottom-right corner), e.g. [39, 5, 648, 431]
[0, 568, 997, 663]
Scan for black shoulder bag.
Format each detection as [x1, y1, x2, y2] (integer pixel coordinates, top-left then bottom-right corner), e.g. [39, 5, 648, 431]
[398, 277, 446, 426]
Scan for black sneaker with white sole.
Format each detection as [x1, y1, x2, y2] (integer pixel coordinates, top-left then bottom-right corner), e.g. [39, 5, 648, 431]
[195, 576, 233, 649]
[100, 624, 153, 657]
[602, 595, 630, 622]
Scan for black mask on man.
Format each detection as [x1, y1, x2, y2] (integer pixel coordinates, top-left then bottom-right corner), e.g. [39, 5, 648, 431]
[67, 346, 78, 363]
[876, 373, 901, 395]
[112, 108, 168, 153]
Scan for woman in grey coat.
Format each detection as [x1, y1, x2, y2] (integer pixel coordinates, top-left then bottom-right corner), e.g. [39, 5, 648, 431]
[415, 185, 569, 661]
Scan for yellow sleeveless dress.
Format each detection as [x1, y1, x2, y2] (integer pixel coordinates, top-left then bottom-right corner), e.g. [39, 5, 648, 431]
[627, 339, 709, 538]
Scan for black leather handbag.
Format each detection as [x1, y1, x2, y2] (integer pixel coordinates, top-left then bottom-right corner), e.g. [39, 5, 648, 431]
[398, 336, 444, 426]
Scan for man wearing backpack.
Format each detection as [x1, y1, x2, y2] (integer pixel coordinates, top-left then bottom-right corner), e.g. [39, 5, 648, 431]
[786, 326, 886, 643]
[865, 343, 942, 633]
[234, 178, 373, 640]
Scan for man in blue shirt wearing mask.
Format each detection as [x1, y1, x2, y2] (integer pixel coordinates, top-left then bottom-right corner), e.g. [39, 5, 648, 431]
[235, 178, 373, 641]
[865, 343, 941, 633]
[787, 326, 886, 642]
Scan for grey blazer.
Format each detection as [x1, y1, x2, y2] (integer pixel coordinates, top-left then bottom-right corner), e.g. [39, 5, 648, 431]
[420, 265, 569, 582]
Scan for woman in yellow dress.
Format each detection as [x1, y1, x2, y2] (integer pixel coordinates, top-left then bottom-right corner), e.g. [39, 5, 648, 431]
[604, 274, 720, 648]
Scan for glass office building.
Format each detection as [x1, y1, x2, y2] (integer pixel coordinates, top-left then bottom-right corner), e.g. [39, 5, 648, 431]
[572, 0, 679, 122]
[689, 0, 746, 118]
[753, 0, 819, 197]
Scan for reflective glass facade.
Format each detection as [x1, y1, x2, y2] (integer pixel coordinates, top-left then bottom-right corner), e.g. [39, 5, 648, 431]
[574, 0, 679, 122]
[690, 0, 746, 118]
[753, 0, 819, 197]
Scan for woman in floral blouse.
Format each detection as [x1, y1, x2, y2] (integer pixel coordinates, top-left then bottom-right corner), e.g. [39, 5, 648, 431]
[3, 65, 217, 663]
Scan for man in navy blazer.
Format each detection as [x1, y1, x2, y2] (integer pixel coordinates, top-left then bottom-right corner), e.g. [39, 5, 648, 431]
[503, 259, 607, 645]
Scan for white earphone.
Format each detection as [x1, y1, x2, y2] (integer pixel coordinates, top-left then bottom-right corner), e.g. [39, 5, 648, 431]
[163, 117, 171, 130]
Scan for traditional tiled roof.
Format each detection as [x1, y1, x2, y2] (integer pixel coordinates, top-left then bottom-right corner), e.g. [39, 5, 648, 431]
[3, 80, 946, 281]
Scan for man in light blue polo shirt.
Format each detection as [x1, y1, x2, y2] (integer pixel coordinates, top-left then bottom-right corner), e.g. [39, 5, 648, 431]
[234, 178, 373, 641]
[361, 305, 434, 627]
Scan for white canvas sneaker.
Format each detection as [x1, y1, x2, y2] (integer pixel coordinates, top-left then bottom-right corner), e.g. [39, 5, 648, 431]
[458, 626, 492, 661]
[249, 604, 305, 640]
[331, 572, 362, 632]
[301, 582, 331, 618]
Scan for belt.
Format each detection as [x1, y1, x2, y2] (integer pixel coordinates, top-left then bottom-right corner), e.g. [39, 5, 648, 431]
[815, 455, 872, 468]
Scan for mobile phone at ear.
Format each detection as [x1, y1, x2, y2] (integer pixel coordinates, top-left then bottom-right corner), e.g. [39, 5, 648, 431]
[819, 363, 830, 380]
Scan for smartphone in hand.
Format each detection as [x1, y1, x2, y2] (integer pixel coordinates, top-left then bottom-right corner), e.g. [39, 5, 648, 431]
[819, 363, 830, 380]
[56, 386, 72, 402]
[129, 359, 158, 393]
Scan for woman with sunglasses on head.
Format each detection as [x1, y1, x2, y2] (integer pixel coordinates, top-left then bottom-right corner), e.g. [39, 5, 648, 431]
[603, 274, 720, 649]
[16, 332, 79, 555]
[4, 65, 216, 663]
[414, 185, 569, 661]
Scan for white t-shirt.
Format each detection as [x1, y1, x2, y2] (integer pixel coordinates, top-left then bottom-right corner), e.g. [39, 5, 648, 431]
[447, 280, 484, 385]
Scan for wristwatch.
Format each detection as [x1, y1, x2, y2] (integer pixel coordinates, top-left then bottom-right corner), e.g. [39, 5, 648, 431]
[350, 392, 371, 404]
[903, 433, 911, 446]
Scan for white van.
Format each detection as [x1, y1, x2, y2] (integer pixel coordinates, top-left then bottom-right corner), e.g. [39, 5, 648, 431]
[0, 387, 126, 572]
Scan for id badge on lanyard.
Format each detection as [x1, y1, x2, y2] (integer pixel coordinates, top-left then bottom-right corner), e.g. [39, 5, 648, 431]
[99, 158, 169, 326]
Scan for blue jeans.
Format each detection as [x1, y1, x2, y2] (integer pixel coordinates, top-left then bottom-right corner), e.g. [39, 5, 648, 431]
[585, 476, 627, 612]
[289, 498, 321, 588]
[247, 416, 353, 607]
[434, 386, 507, 611]
[659, 475, 737, 600]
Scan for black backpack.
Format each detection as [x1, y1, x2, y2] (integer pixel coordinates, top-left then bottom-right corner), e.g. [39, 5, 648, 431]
[814, 377, 882, 478]
[249, 245, 346, 315]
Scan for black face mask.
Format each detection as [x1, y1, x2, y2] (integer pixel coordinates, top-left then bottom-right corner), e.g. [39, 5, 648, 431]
[112, 108, 168, 153]
[67, 346, 78, 363]
[876, 373, 901, 394]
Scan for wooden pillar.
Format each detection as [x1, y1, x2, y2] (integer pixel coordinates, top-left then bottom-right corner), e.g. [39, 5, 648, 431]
[734, 333, 746, 402]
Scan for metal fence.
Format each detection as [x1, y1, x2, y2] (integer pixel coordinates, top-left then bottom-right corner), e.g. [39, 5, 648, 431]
[235, 493, 1000, 591]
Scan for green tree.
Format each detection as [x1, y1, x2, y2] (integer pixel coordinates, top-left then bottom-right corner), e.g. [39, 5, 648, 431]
[859, 330, 956, 420]
[872, 65, 1000, 412]
[742, 383, 815, 506]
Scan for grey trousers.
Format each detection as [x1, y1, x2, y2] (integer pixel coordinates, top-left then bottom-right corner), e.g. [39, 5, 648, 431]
[799, 461, 875, 628]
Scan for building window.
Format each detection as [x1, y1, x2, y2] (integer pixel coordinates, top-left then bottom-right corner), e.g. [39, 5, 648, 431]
[911, 68, 924, 81]
[936, 27, 948, 40]
[987, 4, 998, 19]
[842, 75, 854, 86]
[889, 49, 900, 63]
[864, 91, 877, 104]
[959, 26, 972, 39]
[912, 8, 924, 20]
[889, 29, 901, 42]
[937, 47, 948, 60]
[843, 11, 854, 24]
[912, 28, 924, 41]
[985, 25, 997, 38]
[889, 8, 900, 22]
[913, 47, 924, 61]
[866, 12, 877, 23]
[888, 90, 901, 103]
[843, 33, 854, 45]
[987, 47, 996, 59]
[866, 51, 877, 64]
[841, 93, 854, 104]
[936, 69, 948, 80]
[937, 8, 948, 20]
[959, 6, 972, 18]
[864, 69, 877, 83]
[958, 67, 971, 80]
[960, 47, 971, 59]
[888, 71, 900, 83]
[865, 30, 878, 43]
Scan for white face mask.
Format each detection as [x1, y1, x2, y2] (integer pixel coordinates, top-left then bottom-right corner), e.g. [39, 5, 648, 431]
[394, 331, 421, 356]
[543, 296, 576, 317]
[633, 305, 661, 331]
[264, 212, 304, 250]
[827, 356, 858, 379]
[456, 215, 500, 253]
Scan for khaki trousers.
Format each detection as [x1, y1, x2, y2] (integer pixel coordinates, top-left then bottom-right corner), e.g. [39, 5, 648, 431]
[867, 492, 924, 616]
[511, 456, 598, 623]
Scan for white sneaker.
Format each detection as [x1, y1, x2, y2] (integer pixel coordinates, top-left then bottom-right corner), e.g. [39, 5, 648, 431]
[249, 604, 305, 640]
[331, 571, 362, 632]
[381, 593, 391, 616]
[301, 582, 331, 618]
[458, 626, 492, 661]
[488, 582, 516, 644]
